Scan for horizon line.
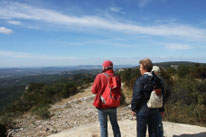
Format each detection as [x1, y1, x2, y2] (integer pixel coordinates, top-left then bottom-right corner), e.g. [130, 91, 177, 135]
[0, 61, 205, 69]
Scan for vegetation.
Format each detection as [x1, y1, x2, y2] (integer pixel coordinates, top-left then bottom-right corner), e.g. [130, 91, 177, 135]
[0, 72, 95, 135]
[0, 69, 100, 111]
[0, 73, 72, 110]
[0, 123, 7, 137]
[1, 61, 206, 135]
[118, 68, 140, 90]
[119, 62, 206, 126]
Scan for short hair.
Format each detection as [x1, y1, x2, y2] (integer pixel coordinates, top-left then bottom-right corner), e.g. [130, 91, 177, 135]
[139, 58, 153, 72]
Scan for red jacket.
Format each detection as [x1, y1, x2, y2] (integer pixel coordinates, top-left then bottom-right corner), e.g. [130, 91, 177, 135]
[91, 69, 121, 109]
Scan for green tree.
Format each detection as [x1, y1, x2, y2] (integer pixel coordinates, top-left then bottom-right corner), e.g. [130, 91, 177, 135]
[62, 82, 77, 98]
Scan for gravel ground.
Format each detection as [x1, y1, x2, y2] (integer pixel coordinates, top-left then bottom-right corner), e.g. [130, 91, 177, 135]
[9, 86, 206, 137]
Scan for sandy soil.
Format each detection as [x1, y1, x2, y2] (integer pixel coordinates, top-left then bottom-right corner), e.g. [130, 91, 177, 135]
[10, 84, 206, 137]
[48, 120, 206, 137]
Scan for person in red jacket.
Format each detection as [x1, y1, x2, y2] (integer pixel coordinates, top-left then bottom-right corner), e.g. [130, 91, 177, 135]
[91, 60, 121, 137]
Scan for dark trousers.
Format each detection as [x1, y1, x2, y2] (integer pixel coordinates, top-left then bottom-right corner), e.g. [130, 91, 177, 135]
[136, 105, 159, 137]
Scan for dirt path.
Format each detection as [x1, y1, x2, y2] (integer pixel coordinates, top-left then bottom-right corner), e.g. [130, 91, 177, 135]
[10, 85, 206, 137]
[48, 120, 206, 137]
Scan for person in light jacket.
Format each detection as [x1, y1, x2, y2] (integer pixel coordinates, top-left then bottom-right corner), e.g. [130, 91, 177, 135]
[152, 66, 166, 137]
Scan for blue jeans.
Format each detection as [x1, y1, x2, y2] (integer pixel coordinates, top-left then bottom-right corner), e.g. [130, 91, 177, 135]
[136, 105, 159, 137]
[97, 108, 121, 137]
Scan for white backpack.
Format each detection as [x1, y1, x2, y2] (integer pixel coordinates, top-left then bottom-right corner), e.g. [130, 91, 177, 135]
[147, 89, 163, 108]
[144, 72, 163, 108]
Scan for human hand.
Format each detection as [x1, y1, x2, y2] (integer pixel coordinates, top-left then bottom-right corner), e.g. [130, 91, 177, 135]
[132, 111, 136, 116]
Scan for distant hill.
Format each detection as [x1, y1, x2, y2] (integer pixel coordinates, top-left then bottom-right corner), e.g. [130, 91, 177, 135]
[1, 61, 205, 112]
[0, 65, 134, 78]
[128, 61, 206, 68]
[154, 61, 206, 67]
[0, 69, 100, 111]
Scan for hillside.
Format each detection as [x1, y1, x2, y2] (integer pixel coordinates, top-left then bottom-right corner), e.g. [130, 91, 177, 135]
[0, 65, 132, 110]
[1, 61, 205, 111]
[2, 62, 206, 136]
[8, 85, 206, 137]
[0, 69, 100, 111]
[154, 61, 206, 67]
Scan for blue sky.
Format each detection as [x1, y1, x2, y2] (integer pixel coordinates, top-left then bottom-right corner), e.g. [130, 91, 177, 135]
[0, 0, 206, 67]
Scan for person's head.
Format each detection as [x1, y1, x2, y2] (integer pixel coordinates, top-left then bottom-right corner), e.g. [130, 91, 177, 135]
[139, 58, 153, 75]
[152, 66, 160, 76]
[102, 60, 113, 71]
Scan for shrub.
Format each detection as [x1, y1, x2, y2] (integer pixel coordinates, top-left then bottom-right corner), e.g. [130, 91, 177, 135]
[31, 105, 50, 119]
[62, 82, 77, 98]
[0, 123, 7, 137]
[164, 75, 206, 126]
[120, 65, 206, 126]
[120, 68, 140, 90]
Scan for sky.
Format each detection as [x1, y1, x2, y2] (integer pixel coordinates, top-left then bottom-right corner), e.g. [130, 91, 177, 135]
[0, 0, 206, 67]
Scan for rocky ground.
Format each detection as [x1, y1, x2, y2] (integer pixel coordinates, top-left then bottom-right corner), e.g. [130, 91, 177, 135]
[9, 85, 206, 137]
[48, 121, 206, 137]
[9, 86, 133, 137]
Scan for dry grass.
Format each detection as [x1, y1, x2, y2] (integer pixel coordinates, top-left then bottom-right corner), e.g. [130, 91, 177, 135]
[121, 84, 133, 104]
[92, 134, 99, 137]
[50, 84, 93, 107]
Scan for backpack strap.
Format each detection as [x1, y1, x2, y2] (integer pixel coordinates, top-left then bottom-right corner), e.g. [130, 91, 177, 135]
[103, 73, 110, 87]
[102, 73, 120, 100]
[103, 73, 116, 78]
[103, 73, 110, 77]
[103, 73, 118, 85]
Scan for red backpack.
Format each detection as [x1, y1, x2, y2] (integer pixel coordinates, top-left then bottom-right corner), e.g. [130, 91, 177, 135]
[100, 73, 121, 107]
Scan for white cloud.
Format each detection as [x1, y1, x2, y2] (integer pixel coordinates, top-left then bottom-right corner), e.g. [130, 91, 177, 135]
[0, 50, 34, 58]
[26, 26, 40, 30]
[0, 27, 12, 34]
[0, 50, 95, 67]
[165, 44, 193, 50]
[110, 7, 121, 13]
[0, 2, 206, 40]
[8, 20, 22, 25]
[0, 50, 78, 67]
[138, 0, 153, 8]
[60, 39, 135, 48]
[0, 50, 75, 60]
[1, 50, 206, 67]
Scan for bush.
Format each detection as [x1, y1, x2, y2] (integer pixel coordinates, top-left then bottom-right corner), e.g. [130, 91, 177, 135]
[0, 123, 7, 137]
[164, 103, 206, 126]
[120, 65, 206, 126]
[119, 68, 140, 90]
[164, 75, 206, 126]
[62, 82, 77, 98]
[31, 105, 51, 119]
[0, 113, 14, 129]
[1, 78, 81, 121]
